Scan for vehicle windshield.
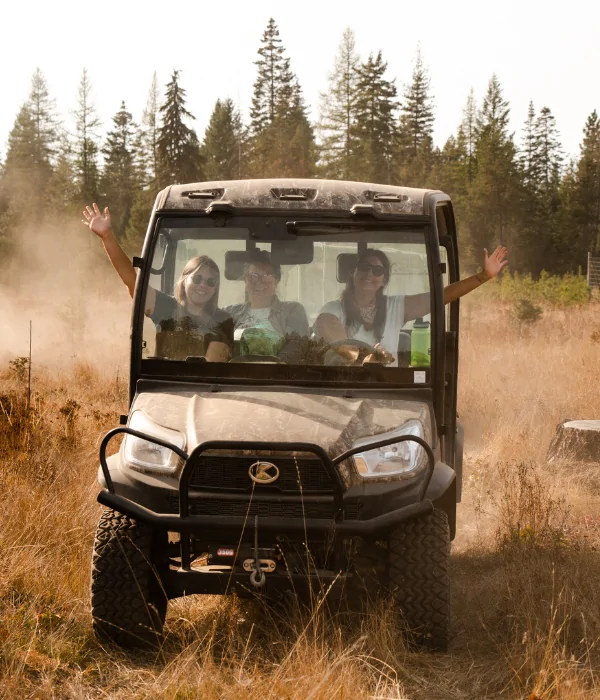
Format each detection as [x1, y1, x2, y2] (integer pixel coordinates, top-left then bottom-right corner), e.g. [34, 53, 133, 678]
[140, 216, 440, 385]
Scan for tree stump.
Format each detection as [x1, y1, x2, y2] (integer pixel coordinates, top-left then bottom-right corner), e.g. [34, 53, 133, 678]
[547, 420, 600, 463]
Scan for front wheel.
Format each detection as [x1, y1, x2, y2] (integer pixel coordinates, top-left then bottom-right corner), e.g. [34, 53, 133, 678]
[91, 508, 168, 648]
[388, 509, 451, 650]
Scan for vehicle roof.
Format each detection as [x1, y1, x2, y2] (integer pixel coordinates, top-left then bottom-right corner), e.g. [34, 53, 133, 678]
[156, 178, 446, 216]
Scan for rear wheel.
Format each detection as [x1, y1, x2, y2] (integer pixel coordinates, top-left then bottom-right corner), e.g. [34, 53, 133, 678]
[388, 509, 450, 650]
[91, 508, 168, 648]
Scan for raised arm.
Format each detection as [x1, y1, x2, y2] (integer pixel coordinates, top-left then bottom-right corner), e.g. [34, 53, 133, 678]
[82, 203, 156, 313]
[404, 246, 508, 323]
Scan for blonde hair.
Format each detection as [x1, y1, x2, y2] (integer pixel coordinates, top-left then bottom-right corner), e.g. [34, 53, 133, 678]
[174, 255, 220, 315]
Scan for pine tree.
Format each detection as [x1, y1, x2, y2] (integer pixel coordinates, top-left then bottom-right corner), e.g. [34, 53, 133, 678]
[0, 104, 39, 247]
[73, 68, 101, 203]
[564, 111, 600, 265]
[532, 107, 564, 271]
[100, 101, 140, 239]
[157, 70, 203, 185]
[461, 88, 477, 184]
[399, 48, 434, 159]
[0, 69, 61, 246]
[517, 101, 543, 273]
[520, 101, 539, 190]
[266, 79, 316, 177]
[462, 75, 522, 269]
[353, 51, 398, 183]
[141, 72, 161, 187]
[534, 107, 563, 192]
[124, 74, 162, 254]
[201, 98, 245, 180]
[46, 134, 76, 214]
[317, 28, 360, 179]
[518, 102, 545, 274]
[250, 18, 288, 135]
[27, 69, 59, 176]
[476, 74, 511, 141]
[430, 134, 468, 204]
[1, 105, 39, 180]
[247, 20, 315, 177]
[1, 69, 58, 196]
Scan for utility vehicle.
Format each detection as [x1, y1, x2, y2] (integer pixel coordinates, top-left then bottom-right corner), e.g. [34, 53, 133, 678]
[91, 179, 463, 650]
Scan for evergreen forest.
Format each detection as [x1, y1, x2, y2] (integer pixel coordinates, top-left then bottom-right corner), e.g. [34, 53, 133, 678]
[2, 18, 599, 276]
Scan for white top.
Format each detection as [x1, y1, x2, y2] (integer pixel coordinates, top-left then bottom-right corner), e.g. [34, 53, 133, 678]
[233, 306, 275, 340]
[318, 295, 406, 366]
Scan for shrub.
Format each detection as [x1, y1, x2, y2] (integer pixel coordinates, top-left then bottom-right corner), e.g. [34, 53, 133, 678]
[8, 357, 29, 382]
[512, 298, 543, 328]
[484, 270, 591, 307]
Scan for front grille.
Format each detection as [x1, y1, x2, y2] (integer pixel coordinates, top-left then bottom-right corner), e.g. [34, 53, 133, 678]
[188, 454, 334, 493]
[166, 496, 362, 520]
[166, 496, 334, 519]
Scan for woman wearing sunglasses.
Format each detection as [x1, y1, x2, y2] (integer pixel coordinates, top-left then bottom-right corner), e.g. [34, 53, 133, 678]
[82, 204, 232, 362]
[316, 246, 507, 365]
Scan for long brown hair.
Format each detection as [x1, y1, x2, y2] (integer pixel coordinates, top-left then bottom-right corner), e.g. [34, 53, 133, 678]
[341, 248, 390, 342]
[174, 255, 221, 315]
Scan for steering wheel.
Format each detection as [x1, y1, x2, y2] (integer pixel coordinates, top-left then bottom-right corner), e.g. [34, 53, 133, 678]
[229, 354, 285, 364]
[320, 339, 380, 366]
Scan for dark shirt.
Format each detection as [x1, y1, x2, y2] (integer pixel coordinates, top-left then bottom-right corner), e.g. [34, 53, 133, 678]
[151, 290, 233, 359]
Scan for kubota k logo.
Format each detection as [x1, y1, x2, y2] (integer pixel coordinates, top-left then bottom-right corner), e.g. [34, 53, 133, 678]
[248, 461, 280, 484]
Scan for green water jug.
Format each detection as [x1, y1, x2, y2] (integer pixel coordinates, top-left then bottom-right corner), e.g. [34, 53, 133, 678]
[410, 317, 431, 367]
[240, 323, 285, 357]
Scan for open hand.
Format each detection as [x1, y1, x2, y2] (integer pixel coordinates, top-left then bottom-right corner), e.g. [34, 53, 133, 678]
[82, 203, 112, 240]
[481, 246, 508, 280]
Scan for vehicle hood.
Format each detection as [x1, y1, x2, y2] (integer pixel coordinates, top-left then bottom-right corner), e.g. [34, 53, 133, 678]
[131, 389, 431, 458]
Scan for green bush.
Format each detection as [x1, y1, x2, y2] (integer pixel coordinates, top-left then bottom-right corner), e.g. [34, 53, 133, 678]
[484, 271, 590, 307]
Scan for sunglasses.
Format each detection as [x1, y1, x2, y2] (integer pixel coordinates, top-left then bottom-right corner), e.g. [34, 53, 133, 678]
[357, 262, 385, 277]
[190, 273, 218, 288]
[246, 272, 275, 282]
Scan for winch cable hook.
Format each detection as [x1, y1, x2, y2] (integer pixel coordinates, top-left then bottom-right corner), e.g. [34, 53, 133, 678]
[250, 515, 266, 588]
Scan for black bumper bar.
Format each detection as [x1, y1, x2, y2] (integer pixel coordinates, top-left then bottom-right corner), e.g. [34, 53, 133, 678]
[97, 488, 434, 537]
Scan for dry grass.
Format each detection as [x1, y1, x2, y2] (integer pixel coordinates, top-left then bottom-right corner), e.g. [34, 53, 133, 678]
[2, 304, 600, 698]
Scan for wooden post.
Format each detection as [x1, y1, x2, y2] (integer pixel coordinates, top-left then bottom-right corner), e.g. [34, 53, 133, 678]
[27, 320, 32, 412]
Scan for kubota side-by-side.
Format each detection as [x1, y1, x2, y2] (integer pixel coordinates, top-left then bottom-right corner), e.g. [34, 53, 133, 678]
[91, 179, 463, 650]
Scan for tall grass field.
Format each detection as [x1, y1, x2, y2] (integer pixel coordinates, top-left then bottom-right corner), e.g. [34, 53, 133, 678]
[1, 298, 600, 699]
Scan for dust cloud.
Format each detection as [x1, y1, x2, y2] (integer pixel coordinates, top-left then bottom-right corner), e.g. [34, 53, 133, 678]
[0, 217, 132, 374]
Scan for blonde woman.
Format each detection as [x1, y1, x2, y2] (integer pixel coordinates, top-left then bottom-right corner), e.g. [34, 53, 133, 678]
[82, 203, 232, 361]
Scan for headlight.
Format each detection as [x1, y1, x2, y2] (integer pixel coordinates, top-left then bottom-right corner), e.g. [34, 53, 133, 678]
[352, 420, 427, 479]
[123, 411, 185, 474]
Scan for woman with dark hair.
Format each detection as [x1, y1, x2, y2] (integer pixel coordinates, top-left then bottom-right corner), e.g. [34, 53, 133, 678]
[316, 245, 508, 365]
[225, 249, 309, 359]
[82, 203, 232, 362]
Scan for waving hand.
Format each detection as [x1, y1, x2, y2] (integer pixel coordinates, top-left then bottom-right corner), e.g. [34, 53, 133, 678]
[481, 245, 509, 280]
[82, 203, 112, 240]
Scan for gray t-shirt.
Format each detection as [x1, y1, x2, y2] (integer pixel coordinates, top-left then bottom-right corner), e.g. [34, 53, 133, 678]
[317, 295, 406, 366]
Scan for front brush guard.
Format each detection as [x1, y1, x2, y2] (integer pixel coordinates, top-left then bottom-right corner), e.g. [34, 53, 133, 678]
[98, 428, 436, 570]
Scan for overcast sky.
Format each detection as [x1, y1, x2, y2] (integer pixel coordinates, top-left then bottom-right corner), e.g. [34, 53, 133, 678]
[1, 0, 598, 163]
